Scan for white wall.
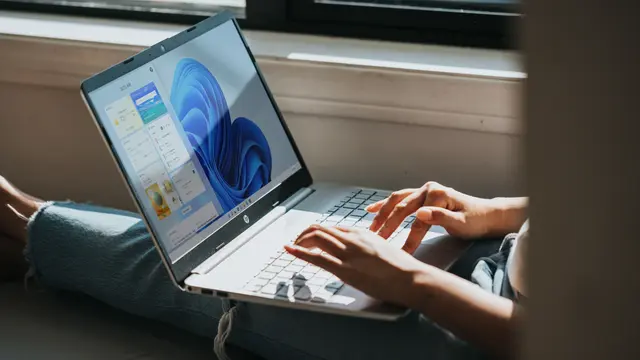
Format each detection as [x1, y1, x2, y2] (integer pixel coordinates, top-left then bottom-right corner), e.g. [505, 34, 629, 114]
[0, 35, 523, 212]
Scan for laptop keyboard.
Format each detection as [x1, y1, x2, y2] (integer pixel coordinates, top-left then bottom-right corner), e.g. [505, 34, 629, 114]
[242, 189, 417, 304]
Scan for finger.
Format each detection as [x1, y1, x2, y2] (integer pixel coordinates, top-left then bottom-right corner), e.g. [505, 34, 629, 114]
[295, 223, 346, 243]
[377, 190, 426, 239]
[402, 220, 431, 254]
[284, 245, 342, 274]
[366, 188, 418, 213]
[313, 225, 360, 251]
[416, 207, 466, 230]
[365, 199, 386, 213]
[297, 224, 352, 243]
[295, 229, 347, 258]
[369, 188, 417, 232]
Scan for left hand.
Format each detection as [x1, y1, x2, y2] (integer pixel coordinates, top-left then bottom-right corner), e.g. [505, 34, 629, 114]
[284, 225, 428, 308]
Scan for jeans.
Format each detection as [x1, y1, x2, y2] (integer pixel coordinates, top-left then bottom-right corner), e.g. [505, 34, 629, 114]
[26, 202, 487, 360]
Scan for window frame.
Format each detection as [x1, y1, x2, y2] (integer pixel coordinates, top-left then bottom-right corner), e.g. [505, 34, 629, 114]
[0, 0, 520, 49]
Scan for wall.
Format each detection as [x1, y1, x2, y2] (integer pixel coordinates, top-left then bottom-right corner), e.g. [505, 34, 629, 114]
[524, 0, 640, 359]
[0, 35, 523, 212]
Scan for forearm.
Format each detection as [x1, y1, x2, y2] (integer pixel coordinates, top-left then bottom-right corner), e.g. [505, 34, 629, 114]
[488, 197, 529, 235]
[408, 266, 519, 358]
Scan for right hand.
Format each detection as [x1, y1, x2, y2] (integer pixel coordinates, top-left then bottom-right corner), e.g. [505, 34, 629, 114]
[366, 182, 503, 253]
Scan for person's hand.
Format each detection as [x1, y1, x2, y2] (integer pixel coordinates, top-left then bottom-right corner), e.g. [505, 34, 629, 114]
[366, 182, 515, 254]
[284, 225, 429, 308]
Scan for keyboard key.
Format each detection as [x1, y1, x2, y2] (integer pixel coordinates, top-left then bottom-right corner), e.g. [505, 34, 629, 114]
[265, 265, 284, 273]
[360, 190, 375, 195]
[258, 271, 277, 280]
[342, 202, 358, 209]
[333, 208, 351, 216]
[294, 286, 313, 301]
[245, 284, 263, 292]
[325, 280, 344, 292]
[354, 221, 369, 228]
[363, 199, 375, 206]
[304, 264, 321, 274]
[248, 278, 268, 287]
[300, 271, 316, 279]
[292, 258, 308, 266]
[350, 209, 367, 217]
[307, 276, 328, 286]
[292, 274, 308, 285]
[272, 259, 290, 267]
[275, 285, 291, 298]
[279, 253, 296, 261]
[349, 198, 365, 205]
[321, 220, 339, 227]
[326, 215, 344, 223]
[315, 270, 332, 279]
[276, 270, 296, 281]
[370, 195, 386, 202]
[354, 194, 369, 200]
[261, 281, 287, 295]
[339, 219, 356, 227]
[312, 288, 335, 303]
[245, 279, 267, 292]
[364, 213, 376, 221]
[285, 264, 304, 273]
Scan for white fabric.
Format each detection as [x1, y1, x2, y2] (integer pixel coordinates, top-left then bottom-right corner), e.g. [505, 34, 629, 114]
[507, 219, 529, 296]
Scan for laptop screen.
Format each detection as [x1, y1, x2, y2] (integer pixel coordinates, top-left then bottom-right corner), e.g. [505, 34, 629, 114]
[86, 21, 302, 263]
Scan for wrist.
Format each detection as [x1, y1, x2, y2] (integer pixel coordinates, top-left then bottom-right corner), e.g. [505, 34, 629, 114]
[404, 264, 441, 311]
[487, 197, 528, 235]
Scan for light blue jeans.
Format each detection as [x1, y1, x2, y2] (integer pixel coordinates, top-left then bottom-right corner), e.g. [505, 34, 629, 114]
[25, 202, 486, 360]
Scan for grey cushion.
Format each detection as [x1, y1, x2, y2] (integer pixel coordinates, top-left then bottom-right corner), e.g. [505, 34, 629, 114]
[0, 282, 258, 360]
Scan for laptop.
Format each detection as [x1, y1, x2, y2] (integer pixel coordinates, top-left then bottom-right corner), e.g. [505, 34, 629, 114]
[80, 11, 459, 320]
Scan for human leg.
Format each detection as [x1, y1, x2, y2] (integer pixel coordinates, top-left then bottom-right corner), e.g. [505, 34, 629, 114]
[1, 180, 484, 360]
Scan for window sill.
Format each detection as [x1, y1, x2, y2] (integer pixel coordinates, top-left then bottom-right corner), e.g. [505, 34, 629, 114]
[0, 10, 524, 134]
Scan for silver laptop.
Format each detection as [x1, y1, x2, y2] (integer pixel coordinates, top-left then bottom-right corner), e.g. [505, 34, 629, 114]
[80, 12, 459, 321]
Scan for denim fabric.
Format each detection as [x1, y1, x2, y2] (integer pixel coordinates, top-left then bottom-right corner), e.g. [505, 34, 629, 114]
[25, 202, 485, 360]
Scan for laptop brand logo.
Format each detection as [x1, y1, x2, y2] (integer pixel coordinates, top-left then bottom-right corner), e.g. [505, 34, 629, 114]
[243, 215, 250, 224]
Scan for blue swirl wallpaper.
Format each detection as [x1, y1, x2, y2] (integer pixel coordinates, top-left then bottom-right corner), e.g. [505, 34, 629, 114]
[169, 58, 273, 213]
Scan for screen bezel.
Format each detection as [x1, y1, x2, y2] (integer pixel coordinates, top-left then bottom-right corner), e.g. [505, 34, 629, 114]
[81, 11, 313, 284]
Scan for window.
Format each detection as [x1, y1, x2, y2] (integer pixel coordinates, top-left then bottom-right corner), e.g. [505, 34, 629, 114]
[285, 0, 520, 48]
[0, 0, 521, 48]
[0, 0, 245, 22]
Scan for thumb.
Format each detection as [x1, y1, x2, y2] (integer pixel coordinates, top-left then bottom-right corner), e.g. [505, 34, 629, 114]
[416, 207, 465, 229]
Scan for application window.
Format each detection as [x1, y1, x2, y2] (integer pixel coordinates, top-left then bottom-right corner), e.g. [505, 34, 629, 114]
[170, 161, 207, 204]
[105, 96, 144, 139]
[139, 161, 183, 214]
[121, 129, 160, 172]
[146, 114, 190, 172]
[130, 82, 168, 124]
[168, 202, 219, 247]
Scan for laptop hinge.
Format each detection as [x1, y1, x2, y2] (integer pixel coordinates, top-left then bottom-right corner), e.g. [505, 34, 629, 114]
[190, 187, 315, 275]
